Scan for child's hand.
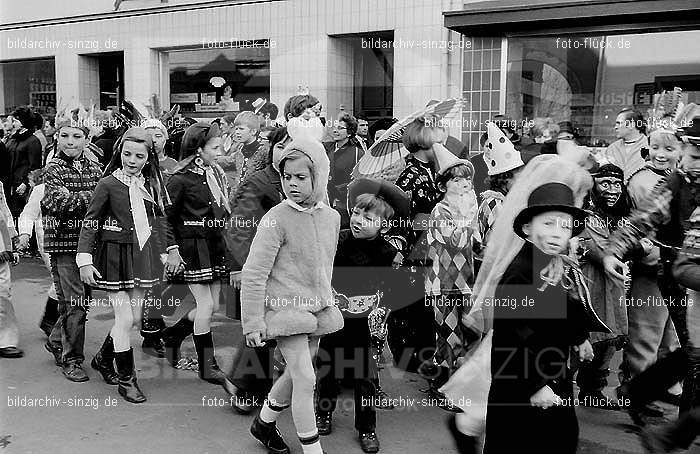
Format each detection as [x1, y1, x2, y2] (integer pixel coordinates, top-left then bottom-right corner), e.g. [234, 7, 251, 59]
[392, 251, 404, 269]
[17, 234, 30, 251]
[79, 265, 102, 286]
[574, 339, 594, 362]
[245, 331, 266, 348]
[230, 271, 241, 289]
[165, 248, 185, 275]
[530, 385, 563, 409]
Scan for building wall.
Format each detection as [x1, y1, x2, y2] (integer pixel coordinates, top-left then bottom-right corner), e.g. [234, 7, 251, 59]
[1, 0, 466, 129]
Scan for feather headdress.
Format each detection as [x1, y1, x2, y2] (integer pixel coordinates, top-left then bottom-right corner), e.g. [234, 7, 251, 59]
[54, 98, 94, 135]
[647, 87, 685, 134]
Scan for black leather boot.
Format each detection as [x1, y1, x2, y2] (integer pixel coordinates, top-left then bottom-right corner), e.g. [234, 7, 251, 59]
[115, 348, 146, 404]
[250, 415, 290, 454]
[39, 297, 59, 337]
[162, 316, 194, 368]
[680, 347, 700, 413]
[193, 332, 237, 394]
[91, 334, 118, 385]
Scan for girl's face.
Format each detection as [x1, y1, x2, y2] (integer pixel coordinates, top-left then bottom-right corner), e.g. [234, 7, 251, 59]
[522, 210, 574, 255]
[649, 131, 681, 171]
[282, 156, 314, 206]
[57, 127, 87, 158]
[121, 140, 149, 176]
[445, 176, 472, 198]
[146, 128, 167, 156]
[198, 136, 222, 166]
[221, 121, 234, 135]
[680, 143, 700, 177]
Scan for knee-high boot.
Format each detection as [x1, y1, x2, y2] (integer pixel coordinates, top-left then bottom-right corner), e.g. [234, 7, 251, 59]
[114, 348, 146, 403]
[680, 347, 700, 413]
[91, 334, 119, 385]
[161, 316, 194, 368]
[193, 332, 236, 394]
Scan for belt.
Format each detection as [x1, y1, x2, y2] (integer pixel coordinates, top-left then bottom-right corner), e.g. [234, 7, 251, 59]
[335, 291, 382, 314]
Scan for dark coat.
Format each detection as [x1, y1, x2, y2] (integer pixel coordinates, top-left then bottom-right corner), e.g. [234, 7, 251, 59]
[485, 242, 589, 454]
[226, 165, 283, 272]
[5, 129, 42, 216]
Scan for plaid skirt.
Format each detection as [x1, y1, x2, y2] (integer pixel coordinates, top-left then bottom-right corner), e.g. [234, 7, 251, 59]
[169, 234, 229, 284]
[93, 240, 162, 291]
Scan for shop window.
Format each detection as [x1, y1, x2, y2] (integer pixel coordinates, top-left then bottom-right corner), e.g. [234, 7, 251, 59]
[167, 42, 270, 117]
[505, 30, 700, 147]
[1, 58, 56, 116]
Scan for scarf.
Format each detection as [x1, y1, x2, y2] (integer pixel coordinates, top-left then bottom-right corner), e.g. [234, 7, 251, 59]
[113, 169, 154, 250]
[205, 166, 231, 213]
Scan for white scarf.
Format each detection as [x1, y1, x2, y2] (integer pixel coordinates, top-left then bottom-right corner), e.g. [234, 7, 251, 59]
[113, 169, 154, 250]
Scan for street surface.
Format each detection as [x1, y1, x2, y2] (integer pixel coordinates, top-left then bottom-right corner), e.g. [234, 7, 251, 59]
[2, 258, 698, 453]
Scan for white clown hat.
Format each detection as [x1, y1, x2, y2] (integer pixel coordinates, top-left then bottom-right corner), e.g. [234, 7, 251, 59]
[434, 143, 474, 176]
[482, 121, 524, 175]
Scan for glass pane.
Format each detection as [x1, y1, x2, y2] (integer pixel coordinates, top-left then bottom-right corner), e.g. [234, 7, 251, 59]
[505, 31, 700, 147]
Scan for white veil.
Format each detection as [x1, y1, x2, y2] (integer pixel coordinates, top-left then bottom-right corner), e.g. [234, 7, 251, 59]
[463, 153, 594, 337]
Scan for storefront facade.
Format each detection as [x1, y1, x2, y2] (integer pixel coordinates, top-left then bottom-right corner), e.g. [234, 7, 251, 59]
[0, 0, 465, 125]
[446, 0, 700, 152]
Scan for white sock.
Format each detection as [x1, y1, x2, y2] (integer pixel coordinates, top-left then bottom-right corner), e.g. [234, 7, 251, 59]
[299, 431, 322, 454]
[259, 401, 284, 424]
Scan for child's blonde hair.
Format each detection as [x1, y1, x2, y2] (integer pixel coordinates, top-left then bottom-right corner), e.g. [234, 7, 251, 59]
[234, 111, 261, 132]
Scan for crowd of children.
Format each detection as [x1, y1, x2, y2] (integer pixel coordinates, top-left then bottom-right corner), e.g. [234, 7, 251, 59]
[2, 88, 700, 454]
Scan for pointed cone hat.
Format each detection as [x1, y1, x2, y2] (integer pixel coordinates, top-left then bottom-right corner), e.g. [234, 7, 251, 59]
[482, 122, 524, 175]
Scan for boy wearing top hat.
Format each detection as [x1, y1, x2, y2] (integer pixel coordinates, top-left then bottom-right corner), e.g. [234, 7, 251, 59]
[314, 178, 409, 453]
[484, 182, 594, 454]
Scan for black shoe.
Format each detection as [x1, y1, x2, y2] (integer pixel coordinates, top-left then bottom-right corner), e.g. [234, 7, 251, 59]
[45, 341, 63, 366]
[657, 391, 682, 407]
[232, 391, 255, 415]
[316, 412, 332, 435]
[193, 332, 237, 393]
[0, 346, 24, 358]
[162, 317, 194, 368]
[91, 334, 119, 385]
[578, 390, 621, 410]
[62, 362, 89, 382]
[141, 336, 166, 358]
[115, 349, 146, 403]
[617, 385, 664, 426]
[447, 415, 479, 454]
[250, 416, 290, 454]
[359, 432, 380, 453]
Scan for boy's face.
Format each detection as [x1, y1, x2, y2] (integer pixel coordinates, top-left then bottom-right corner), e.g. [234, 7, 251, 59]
[57, 126, 87, 158]
[350, 207, 387, 239]
[522, 210, 574, 255]
[234, 124, 257, 144]
[680, 142, 700, 177]
[282, 156, 314, 206]
[649, 132, 681, 171]
[445, 176, 472, 197]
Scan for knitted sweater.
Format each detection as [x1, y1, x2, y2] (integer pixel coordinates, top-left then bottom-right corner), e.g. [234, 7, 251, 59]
[41, 151, 103, 254]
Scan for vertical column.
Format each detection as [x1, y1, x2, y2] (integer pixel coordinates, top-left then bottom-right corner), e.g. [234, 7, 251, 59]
[0, 65, 5, 114]
[123, 46, 160, 106]
[55, 52, 81, 108]
[78, 55, 100, 107]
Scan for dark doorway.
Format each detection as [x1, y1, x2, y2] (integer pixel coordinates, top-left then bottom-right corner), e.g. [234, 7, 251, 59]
[352, 31, 394, 120]
[97, 52, 124, 110]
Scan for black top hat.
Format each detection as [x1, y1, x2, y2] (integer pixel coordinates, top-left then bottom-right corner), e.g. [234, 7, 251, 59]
[348, 178, 410, 219]
[513, 182, 587, 239]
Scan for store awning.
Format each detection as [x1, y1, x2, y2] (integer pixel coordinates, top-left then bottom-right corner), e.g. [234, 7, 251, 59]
[444, 0, 700, 36]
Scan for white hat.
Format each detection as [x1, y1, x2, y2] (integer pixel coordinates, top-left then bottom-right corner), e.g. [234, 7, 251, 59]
[433, 143, 473, 176]
[252, 98, 266, 113]
[482, 122, 524, 176]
